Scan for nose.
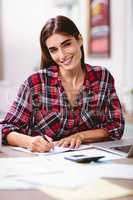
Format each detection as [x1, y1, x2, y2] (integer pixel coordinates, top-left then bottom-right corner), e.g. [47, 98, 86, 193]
[58, 48, 65, 61]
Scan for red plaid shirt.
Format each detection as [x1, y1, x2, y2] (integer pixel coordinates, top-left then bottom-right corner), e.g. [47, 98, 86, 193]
[1, 64, 124, 144]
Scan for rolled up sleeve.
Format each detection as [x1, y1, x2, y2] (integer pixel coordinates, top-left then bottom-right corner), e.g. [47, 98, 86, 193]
[0, 80, 32, 144]
[101, 74, 125, 140]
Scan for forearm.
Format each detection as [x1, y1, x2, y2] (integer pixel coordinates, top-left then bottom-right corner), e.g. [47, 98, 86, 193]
[6, 132, 54, 152]
[55, 128, 109, 148]
[6, 132, 32, 148]
[77, 128, 109, 144]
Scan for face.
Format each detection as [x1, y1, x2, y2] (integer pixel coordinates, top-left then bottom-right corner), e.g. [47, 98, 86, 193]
[46, 33, 83, 71]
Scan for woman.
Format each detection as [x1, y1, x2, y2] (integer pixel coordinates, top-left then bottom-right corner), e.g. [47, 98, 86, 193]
[1, 16, 125, 152]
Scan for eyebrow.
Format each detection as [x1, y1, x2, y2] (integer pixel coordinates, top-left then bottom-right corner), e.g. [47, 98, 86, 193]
[48, 39, 72, 51]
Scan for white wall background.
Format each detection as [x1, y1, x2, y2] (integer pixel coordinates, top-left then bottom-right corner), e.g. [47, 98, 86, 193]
[0, 0, 3, 79]
[85, 0, 127, 101]
[1, 0, 81, 84]
[1, 0, 77, 84]
[0, 0, 133, 113]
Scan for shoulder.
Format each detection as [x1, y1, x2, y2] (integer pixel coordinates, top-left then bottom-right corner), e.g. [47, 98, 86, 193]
[17, 66, 58, 96]
[85, 63, 114, 83]
[25, 66, 58, 89]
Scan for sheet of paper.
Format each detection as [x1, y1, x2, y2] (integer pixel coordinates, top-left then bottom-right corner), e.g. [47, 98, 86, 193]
[0, 157, 64, 177]
[10, 144, 91, 156]
[0, 155, 133, 190]
[40, 179, 133, 200]
[0, 178, 35, 190]
[63, 147, 122, 161]
[0, 155, 95, 189]
[11, 146, 70, 155]
[100, 163, 133, 179]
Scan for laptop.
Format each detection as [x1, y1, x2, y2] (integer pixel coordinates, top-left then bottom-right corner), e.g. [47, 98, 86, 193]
[0, 125, 2, 152]
[95, 144, 133, 158]
[109, 145, 133, 158]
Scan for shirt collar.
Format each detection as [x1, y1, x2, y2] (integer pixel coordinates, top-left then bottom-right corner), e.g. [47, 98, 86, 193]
[45, 65, 59, 86]
[84, 64, 99, 90]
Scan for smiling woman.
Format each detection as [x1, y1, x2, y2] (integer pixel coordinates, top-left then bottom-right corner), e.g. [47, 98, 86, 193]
[45, 32, 84, 106]
[46, 33, 82, 71]
[0, 15, 124, 153]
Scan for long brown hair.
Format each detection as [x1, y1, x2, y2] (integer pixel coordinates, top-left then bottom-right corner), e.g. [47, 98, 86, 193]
[40, 15, 85, 69]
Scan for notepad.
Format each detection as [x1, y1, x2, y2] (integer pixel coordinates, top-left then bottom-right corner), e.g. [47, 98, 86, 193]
[11, 146, 70, 155]
[10, 145, 90, 156]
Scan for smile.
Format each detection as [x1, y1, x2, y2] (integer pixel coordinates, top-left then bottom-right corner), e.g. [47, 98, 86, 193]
[61, 57, 73, 65]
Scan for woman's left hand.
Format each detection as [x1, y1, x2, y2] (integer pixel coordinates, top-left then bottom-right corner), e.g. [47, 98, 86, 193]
[54, 133, 83, 149]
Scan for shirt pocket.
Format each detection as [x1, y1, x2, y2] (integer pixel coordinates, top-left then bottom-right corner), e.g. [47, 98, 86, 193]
[82, 88, 98, 112]
[33, 111, 62, 139]
[80, 109, 96, 129]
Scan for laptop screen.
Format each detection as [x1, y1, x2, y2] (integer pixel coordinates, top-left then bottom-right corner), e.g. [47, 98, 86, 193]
[110, 145, 132, 153]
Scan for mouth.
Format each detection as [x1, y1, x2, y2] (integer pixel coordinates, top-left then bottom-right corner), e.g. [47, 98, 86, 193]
[60, 56, 73, 65]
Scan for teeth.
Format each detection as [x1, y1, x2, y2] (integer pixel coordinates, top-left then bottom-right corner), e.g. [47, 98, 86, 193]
[62, 57, 72, 65]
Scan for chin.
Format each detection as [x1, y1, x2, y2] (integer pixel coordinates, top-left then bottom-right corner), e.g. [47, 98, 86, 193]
[61, 64, 77, 70]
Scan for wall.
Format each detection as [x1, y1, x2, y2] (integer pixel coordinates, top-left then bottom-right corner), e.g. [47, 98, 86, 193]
[0, 1, 3, 79]
[1, 0, 132, 101]
[0, 0, 81, 116]
[84, 0, 127, 101]
[123, 0, 133, 113]
[84, 0, 133, 109]
[1, 0, 71, 84]
[125, 0, 133, 90]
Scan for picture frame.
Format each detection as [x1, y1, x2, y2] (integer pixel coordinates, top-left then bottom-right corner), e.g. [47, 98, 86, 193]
[88, 0, 111, 57]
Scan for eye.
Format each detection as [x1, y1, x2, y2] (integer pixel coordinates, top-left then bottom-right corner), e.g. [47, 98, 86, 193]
[49, 48, 57, 54]
[63, 42, 71, 47]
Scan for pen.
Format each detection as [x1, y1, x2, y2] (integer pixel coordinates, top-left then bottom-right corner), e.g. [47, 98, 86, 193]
[42, 134, 54, 149]
[42, 134, 50, 143]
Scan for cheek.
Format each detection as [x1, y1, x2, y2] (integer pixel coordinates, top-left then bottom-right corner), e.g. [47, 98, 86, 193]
[50, 54, 57, 62]
[74, 46, 82, 59]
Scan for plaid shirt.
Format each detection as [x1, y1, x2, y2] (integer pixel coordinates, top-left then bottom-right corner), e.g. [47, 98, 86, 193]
[1, 64, 124, 144]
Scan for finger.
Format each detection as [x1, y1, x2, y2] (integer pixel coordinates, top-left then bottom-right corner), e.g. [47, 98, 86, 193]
[41, 140, 53, 151]
[31, 143, 51, 152]
[31, 139, 52, 152]
[47, 140, 54, 150]
[32, 139, 45, 147]
[69, 138, 76, 149]
[55, 139, 65, 147]
[30, 144, 41, 152]
[75, 138, 82, 149]
[39, 137, 53, 149]
[60, 140, 70, 148]
[53, 141, 58, 146]
[43, 135, 54, 149]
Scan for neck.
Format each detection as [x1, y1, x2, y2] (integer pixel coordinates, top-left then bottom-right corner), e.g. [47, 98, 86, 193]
[59, 66, 84, 87]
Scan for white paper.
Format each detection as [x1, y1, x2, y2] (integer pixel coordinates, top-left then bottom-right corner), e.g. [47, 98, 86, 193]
[63, 147, 122, 161]
[11, 146, 70, 155]
[10, 144, 90, 156]
[0, 155, 133, 190]
[1, 147, 132, 190]
[100, 164, 133, 179]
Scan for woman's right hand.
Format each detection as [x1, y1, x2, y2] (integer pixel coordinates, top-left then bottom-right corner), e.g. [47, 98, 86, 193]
[29, 135, 54, 153]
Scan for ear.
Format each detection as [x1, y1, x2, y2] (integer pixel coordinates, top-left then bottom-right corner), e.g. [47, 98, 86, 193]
[77, 34, 83, 46]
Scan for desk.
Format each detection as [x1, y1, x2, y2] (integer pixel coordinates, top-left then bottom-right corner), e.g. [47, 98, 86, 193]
[125, 113, 133, 124]
[0, 145, 133, 200]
